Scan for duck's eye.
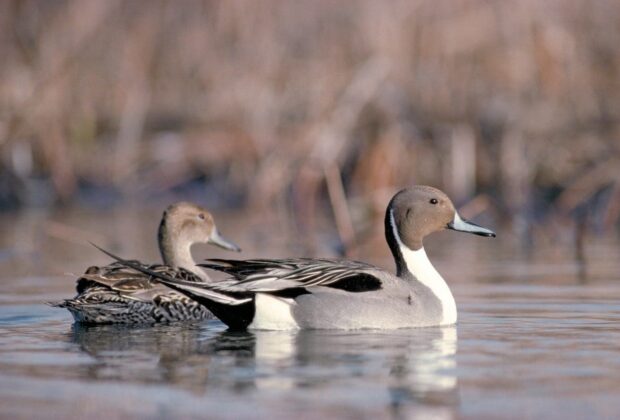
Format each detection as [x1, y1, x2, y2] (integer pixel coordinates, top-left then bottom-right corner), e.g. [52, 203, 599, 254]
[430, 198, 438, 205]
[198, 213, 205, 220]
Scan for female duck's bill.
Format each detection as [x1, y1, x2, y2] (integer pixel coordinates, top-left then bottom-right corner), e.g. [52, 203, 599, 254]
[99, 186, 496, 330]
[208, 228, 242, 252]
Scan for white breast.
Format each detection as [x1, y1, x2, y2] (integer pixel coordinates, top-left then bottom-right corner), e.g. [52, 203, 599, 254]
[249, 293, 300, 330]
[401, 246, 457, 325]
[390, 210, 457, 325]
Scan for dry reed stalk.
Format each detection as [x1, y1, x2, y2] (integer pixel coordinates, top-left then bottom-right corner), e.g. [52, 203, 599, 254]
[324, 163, 356, 256]
[44, 220, 107, 246]
[556, 158, 620, 212]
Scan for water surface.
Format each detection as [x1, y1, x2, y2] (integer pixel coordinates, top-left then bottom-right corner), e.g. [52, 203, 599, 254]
[1, 208, 619, 419]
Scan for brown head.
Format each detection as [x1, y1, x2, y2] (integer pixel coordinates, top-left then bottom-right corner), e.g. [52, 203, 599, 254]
[158, 202, 240, 268]
[385, 186, 495, 275]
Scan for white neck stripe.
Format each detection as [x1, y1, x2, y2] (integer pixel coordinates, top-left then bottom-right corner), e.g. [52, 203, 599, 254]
[389, 209, 457, 325]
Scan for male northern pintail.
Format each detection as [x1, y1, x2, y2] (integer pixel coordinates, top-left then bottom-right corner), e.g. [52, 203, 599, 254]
[100, 186, 495, 330]
[51, 202, 241, 324]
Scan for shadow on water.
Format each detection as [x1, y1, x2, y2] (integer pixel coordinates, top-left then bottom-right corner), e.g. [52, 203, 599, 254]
[67, 322, 459, 415]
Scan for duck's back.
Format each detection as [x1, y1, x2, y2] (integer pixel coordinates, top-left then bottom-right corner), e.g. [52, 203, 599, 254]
[200, 258, 445, 330]
[52, 262, 213, 324]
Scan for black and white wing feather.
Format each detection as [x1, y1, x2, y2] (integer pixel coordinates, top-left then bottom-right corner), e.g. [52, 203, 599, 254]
[200, 258, 384, 293]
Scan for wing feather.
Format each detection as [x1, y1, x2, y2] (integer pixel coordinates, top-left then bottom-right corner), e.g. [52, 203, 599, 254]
[201, 258, 383, 293]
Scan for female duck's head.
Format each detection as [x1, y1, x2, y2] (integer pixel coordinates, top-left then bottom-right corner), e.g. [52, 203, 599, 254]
[158, 202, 240, 272]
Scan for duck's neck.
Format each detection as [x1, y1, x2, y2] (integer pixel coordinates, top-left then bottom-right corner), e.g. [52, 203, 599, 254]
[385, 209, 457, 325]
[398, 246, 457, 325]
[158, 221, 209, 281]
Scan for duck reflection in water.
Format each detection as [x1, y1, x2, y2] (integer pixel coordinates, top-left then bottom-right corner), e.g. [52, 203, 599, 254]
[70, 322, 216, 393]
[70, 324, 457, 416]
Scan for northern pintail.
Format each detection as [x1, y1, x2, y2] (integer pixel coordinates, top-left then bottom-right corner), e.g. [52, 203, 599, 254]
[99, 186, 495, 330]
[52, 202, 241, 324]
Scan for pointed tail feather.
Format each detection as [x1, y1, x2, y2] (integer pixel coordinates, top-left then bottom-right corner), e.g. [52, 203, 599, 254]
[89, 243, 249, 305]
[47, 300, 69, 308]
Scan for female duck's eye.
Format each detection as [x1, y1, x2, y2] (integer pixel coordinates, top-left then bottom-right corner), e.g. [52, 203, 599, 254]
[198, 213, 205, 220]
[430, 198, 438, 205]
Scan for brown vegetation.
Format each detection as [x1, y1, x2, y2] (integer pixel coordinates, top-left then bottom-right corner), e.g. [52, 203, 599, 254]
[0, 0, 619, 251]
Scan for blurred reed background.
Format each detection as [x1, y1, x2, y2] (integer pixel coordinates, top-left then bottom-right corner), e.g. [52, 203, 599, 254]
[0, 0, 619, 258]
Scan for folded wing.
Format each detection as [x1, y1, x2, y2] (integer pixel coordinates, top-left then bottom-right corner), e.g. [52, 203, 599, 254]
[200, 258, 384, 293]
[91, 246, 385, 330]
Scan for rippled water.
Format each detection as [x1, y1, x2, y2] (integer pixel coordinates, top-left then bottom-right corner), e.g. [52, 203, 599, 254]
[1, 208, 620, 419]
[3, 281, 620, 419]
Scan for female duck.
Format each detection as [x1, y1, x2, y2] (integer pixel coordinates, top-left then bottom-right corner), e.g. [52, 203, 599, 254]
[102, 186, 495, 330]
[52, 202, 240, 324]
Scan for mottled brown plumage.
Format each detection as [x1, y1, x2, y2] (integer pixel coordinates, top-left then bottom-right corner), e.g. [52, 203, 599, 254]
[51, 202, 240, 324]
